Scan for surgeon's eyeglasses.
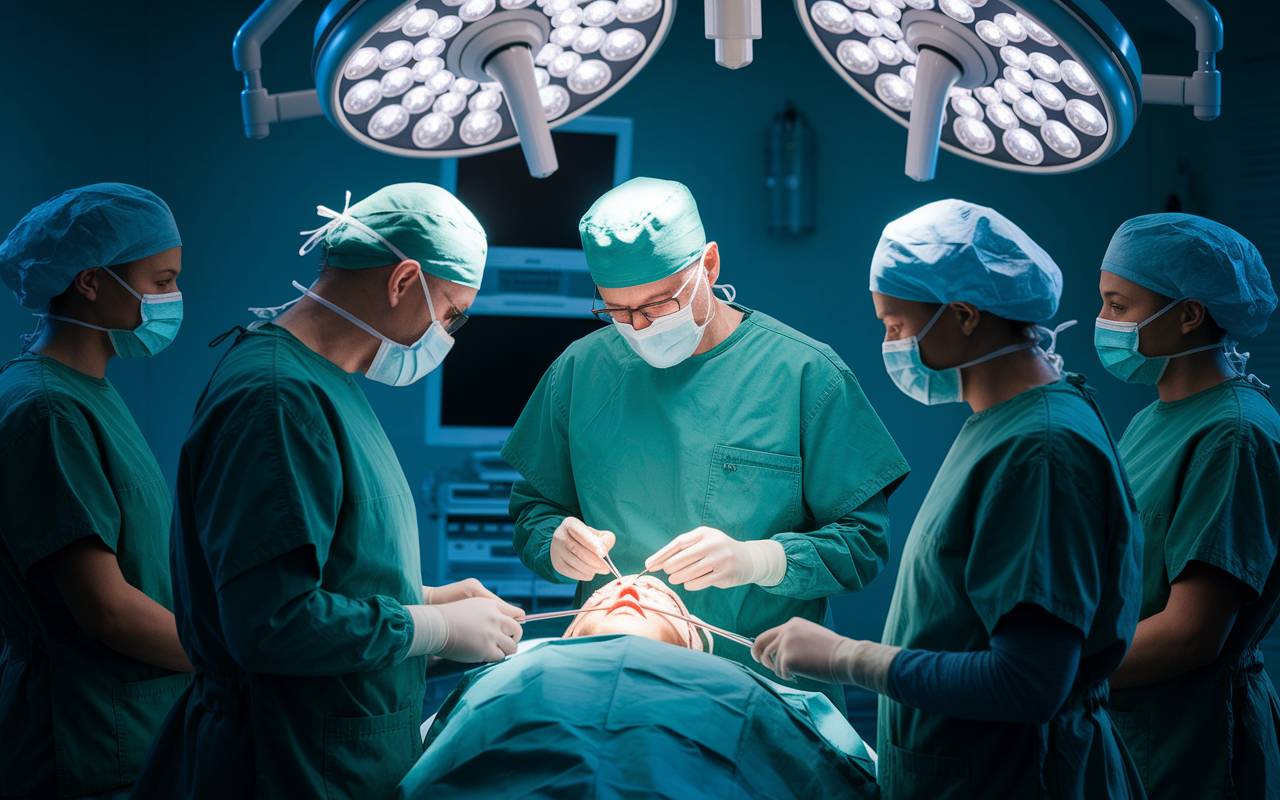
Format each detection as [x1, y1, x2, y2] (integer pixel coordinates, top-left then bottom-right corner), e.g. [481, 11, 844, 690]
[590, 293, 685, 326]
[443, 308, 468, 335]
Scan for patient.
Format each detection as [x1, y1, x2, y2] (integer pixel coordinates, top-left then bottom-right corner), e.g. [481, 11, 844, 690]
[395, 577, 879, 800]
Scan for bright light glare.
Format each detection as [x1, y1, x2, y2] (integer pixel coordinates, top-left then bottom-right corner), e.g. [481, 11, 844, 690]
[541, 84, 571, 119]
[975, 20, 1006, 47]
[368, 104, 410, 140]
[838, 40, 878, 75]
[568, 59, 612, 94]
[582, 0, 618, 25]
[574, 26, 607, 53]
[381, 67, 415, 97]
[601, 28, 646, 61]
[535, 43, 564, 66]
[1065, 99, 1107, 136]
[550, 25, 582, 46]
[380, 6, 417, 33]
[616, 0, 660, 23]
[939, 0, 974, 23]
[413, 112, 454, 148]
[1032, 80, 1065, 110]
[1061, 60, 1098, 96]
[874, 72, 913, 111]
[343, 80, 382, 115]
[951, 93, 983, 119]
[954, 117, 995, 154]
[1028, 53, 1061, 83]
[993, 12, 1025, 42]
[870, 37, 901, 65]
[1002, 127, 1043, 164]
[470, 89, 503, 111]
[344, 48, 380, 80]
[986, 102, 1018, 130]
[853, 11, 882, 37]
[402, 86, 435, 114]
[379, 40, 415, 70]
[1013, 95, 1046, 126]
[1041, 119, 1080, 157]
[403, 8, 439, 36]
[1000, 46, 1029, 71]
[426, 69, 456, 93]
[1017, 13, 1058, 46]
[430, 15, 464, 38]
[433, 91, 469, 117]
[459, 110, 503, 144]
[414, 37, 446, 60]
[811, 1, 855, 34]
[460, 0, 496, 21]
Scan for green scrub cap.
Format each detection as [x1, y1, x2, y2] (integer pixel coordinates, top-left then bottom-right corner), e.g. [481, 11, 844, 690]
[1101, 213, 1275, 340]
[300, 183, 487, 289]
[578, 177, 707, 289]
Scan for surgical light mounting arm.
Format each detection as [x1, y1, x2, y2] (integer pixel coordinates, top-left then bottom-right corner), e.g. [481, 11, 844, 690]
[706, 0, 761, 69]
[234, 0, 324, 139]
[1140, 0, 1223, 120]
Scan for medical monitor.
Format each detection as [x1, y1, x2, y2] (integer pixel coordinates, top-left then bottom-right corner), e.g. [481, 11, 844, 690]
[427, 117, 630, 448]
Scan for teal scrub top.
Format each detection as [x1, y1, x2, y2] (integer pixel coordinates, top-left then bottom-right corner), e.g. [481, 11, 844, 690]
[501, 307, 909, 707]
[878, 375, 1145, 800]
[1110, 377, 1280, 799]
[396, 635, 879, 800]
[0, 355, 188, 799]
[128, 325, 426, 800]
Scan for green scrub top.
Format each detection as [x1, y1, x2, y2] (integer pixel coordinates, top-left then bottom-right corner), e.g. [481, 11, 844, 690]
[129, 324, 425, 800]
[501, 307, 909, 707]
[0, 355, 188, 799]
[1110, 377, 1280, 799]
[397, 635, 879, 799]
[878, 375, 1145, 800]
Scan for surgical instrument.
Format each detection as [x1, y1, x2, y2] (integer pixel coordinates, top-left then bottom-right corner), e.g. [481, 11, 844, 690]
[636, 604, 756, 649]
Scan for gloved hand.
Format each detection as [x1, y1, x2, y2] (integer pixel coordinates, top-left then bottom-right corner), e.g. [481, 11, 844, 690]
[423, 578, 501, 605]
[407, 597, 524, 663]
[645, 527, 787, 591]
[550, 516, 616, 582]
[751, 617, 901, 693]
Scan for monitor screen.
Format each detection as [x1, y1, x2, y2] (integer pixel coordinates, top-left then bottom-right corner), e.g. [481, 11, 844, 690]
[453, 131, 618, 250]
[439, 314, 607, 430]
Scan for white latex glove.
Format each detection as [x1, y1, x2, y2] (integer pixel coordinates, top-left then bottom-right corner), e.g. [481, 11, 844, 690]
[645, 527, 787, 591]
[406, 597, 524, 663]
[423, 578, 502, 605]
[751, 617, 901, 693]
[550, 516, 617, 582]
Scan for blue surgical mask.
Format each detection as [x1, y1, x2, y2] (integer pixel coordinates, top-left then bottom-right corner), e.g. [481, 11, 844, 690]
[1094, 299, 1225, 385]
[882, 305, 1066, 405]
[615, 250, 734, 369]
[287, 274, 453, 387]
[39, 267, 182, 358]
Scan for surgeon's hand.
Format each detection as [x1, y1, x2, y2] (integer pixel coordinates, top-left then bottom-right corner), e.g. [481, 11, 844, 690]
[751, 618, 900, 694]
[550, 517, 616, 582]
[423, 578, 502, 605]
[645, 527, 786, 591]
[434, 597, 525, 664]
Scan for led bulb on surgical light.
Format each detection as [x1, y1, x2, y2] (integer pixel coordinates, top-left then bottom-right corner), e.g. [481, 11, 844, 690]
[567, 59, 612, 93]
[616, 0, 660, 23]
[548, 50, 583, 77]
[368, 103, 410, 139]
[402, 86, 436, 113]
[1002, 127, 1043, 164]
[403, 9, 439, 36]
[343, 79, 383, 115]
[379, 40, 415, 70]
[434, 90, 468, 116]
[470, 89, 504, 111]
[1031, 79, 1064, 110]
[380, 6, 417, 32]
[1060, 60, 1096, 95]
[345, 48, 380, 80]
[1065, 98, 1106, 135]
[582, 0, 618, 26]
[954, 116, 996, 152]
[430, 15, 464, 38]
[1027, 52, 1060, 82]
[1040, 119, 1080, 156]
[574, 26, 607, 53]
[540, 83, 571, 118]
[459, 109, 503, 143]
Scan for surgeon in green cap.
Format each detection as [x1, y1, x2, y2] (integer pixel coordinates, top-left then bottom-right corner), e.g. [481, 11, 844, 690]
[130, 185, 525, 800]
[501, 177, 910, 707]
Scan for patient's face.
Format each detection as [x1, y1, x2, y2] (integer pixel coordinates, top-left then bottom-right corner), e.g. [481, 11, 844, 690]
[564, 575, 704, 650]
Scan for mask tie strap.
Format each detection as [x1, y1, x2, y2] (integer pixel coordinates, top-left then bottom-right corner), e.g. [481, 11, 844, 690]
[1035, 319, 1078, 372]
[299, 190, 411, 263]
[1136, 298, 1184, 330]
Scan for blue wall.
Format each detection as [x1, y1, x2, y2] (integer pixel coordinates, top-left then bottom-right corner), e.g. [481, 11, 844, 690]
[2, 1, 1276, 646]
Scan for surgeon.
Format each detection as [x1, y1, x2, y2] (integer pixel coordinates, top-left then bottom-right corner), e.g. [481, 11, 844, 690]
[1097, 214, 1280, 799]
[752, 200, 1147, 800]
[129, 185, 524, 800]
[0, 184, 192, 799]
[501, 177, 909, 707]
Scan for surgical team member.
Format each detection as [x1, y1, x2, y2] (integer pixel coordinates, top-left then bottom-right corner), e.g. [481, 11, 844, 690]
[0, 184, 192, 799]
[501, 177, 909, 706]
[1097, 214, 1280, 799]
[129, 185, 523, 800]
[754, 200, 1146, 800]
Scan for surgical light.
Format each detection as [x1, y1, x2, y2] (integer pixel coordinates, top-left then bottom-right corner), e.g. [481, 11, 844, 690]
[233, 0, 672, 178]
[794, 0, 1224, 181]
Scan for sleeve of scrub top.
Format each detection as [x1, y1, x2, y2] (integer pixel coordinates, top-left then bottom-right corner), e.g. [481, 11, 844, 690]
[2, 403, 121, 577]
[886, 603, 1084, 725]
[762, 370, 909, 600]
[964, 441, 1108, 637]
[193, 387, 414, 667]
[215, 546, 415, 674]
[503, 358, 584, 584]
[1163, 433, 1280, 601]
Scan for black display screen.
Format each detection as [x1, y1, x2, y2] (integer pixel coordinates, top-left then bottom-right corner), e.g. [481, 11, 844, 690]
[454, 131, 618, 249]
[440, 314, 606, 428]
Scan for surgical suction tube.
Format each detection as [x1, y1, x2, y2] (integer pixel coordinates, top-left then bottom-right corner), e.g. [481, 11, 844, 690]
[484, 45, 559, 178]
[904, 47, 963, 182]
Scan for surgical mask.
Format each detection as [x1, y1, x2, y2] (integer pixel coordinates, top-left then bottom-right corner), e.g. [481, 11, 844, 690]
[1094, 299, 1228, 385]
[255, 275, 453, 387]
[882, 305, 1071, 405]
[38, 267, 182, 358]
[615, 251, 733, 369]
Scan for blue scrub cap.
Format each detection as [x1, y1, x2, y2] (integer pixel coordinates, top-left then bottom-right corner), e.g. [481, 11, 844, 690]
[579, 177, 707, 289]
[869, 199, 1062, 322]
[0, 183, 181, 311]
[1101, 213, 1275, 340]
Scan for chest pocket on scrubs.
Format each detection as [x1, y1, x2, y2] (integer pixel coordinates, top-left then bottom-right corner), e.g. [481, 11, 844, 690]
[703, 445, 802, 536]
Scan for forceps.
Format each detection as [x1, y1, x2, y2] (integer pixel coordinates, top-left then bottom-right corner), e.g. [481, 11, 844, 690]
[636, 604, 756, 649]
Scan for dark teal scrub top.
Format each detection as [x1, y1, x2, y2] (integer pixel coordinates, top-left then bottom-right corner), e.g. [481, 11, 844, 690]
[0, 354, 187, 799]
[879, 376, 1146, 800]
[129, 325, 426, 800]
[1111, 377, 1280, 799]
